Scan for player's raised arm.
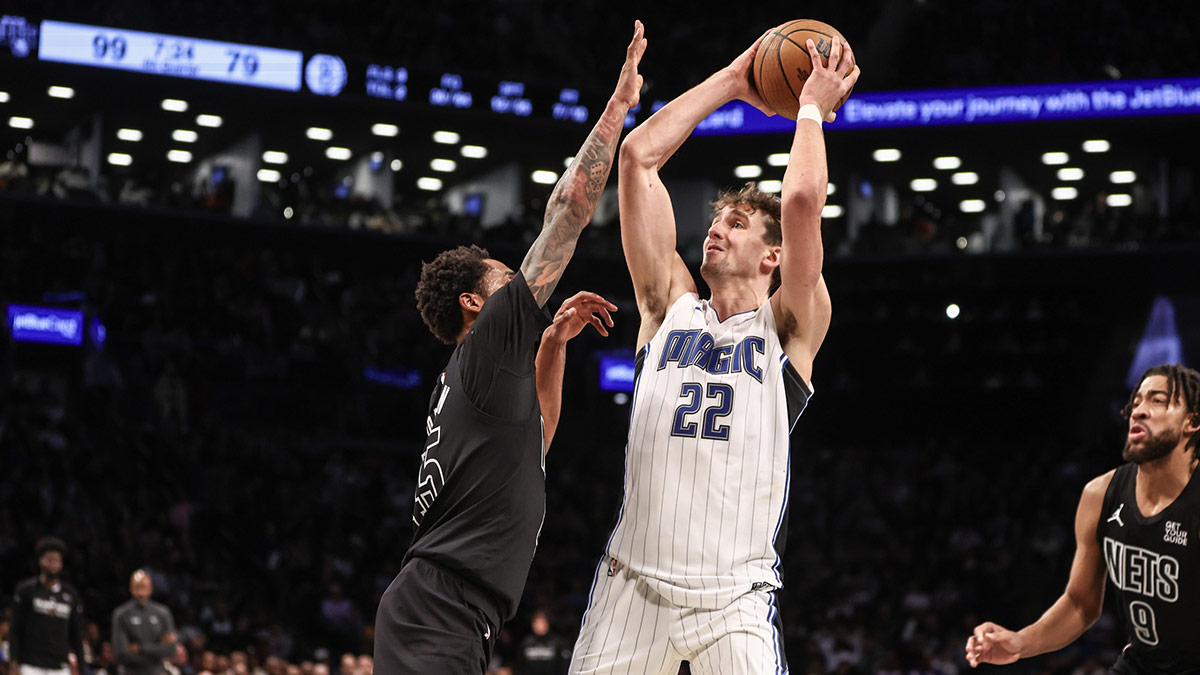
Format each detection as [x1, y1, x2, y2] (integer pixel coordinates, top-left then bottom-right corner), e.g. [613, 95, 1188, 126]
[966, 471, 1112, 667]
[772, 38, 859, 380]
[619, 31, 773, 343]
[519, 21, 647, 308]
[536, 292, 616, 452]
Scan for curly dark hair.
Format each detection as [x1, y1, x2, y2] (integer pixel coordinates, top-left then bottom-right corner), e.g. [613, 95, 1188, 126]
[711, 182, 784, 293]
[1122, 363, 1200, 452]
[415, 245, 491, 345]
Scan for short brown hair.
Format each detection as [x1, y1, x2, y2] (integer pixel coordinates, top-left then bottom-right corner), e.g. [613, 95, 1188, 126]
[711, 182, 782, 291]
[415, 245, 491, 344]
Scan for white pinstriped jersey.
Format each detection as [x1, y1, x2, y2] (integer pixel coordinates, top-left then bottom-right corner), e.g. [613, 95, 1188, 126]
[606, 292, 812, 609]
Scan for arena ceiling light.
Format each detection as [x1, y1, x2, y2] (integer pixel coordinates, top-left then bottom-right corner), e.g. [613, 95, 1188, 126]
[766, 153, 789, 167]
[951, 171, 979, 185]
[933, 156, 961, 170]
[1107, 194, 1133, 207]
[172, 129, 198, 143]
[821, 205, 843, 218]
[910, 178, 937, 192]
[161, 98, 188, 112]
[0, 91, 9, 103]
[1041, 151, 1069, 165]
[1056, 167, 1084, 181]
[872, 148, 901, 162]
[959, 199, 986, 213]
[758, 180, 782, 193]
[531, 170, 558, 185]
[827, 183, 836, 196]
[8, 116, 33, 129]
[257, 169, 282, 182]
[945, 304, 961, 319]
[196, 114, 223, 128]
[262, 151, 288, 164]
[1110, 170, 1137, 184]
[306, 127, 333, 141]
[1051, 186, 1079, 200]
[47, 85, 74, 99]
[372, 123, 399, 137]
[562, 156, 574, 168]
[432, 130, 460, 144]
[460, 145, 488, 159]
[106, 152, 132, 166]
[390, 159, 402, 171]
[1082, 139, 1111, 153]
[734, 165, 762, 179]
[430, 158, 457, 172]
[116, 128, 143, 142]
[167, 149, 192, 163]
[325, 147, 352, 160]
[417, 177, 443, 191]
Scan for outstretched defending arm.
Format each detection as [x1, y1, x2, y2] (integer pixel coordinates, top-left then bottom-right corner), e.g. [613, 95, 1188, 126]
[536, 292, 616, 452]
[520, 21, 647, 308]
[965, 471, 1112, 667]
[772, 37, 859, 384]
[619, 31, 773, 346]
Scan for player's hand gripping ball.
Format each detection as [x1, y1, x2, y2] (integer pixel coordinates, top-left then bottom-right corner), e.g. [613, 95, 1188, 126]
[751, 19, 855, 120]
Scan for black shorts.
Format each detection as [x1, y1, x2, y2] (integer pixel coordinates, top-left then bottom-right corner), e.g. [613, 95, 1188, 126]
[1110, 647, 1200, 675]
[374, 558, 501, 675]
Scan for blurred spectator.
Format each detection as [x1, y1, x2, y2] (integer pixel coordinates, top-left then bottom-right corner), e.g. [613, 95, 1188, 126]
[515, 611, 568, 675]
[111, 570, 182, 675]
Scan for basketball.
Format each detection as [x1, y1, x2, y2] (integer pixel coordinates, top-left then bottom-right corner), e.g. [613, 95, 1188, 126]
[752, 19, 854, 120]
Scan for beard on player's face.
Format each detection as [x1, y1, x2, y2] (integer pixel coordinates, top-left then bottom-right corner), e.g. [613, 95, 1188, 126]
[1122, 426, 1180, 464]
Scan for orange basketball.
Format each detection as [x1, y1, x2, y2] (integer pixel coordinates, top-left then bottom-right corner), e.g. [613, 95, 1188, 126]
[751, 19, 854, 120]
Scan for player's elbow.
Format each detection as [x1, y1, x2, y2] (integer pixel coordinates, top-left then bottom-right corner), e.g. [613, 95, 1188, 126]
[1066, 589, 1103, 627]
[781, 189, 823, 225]
[619, 131, 656, 172]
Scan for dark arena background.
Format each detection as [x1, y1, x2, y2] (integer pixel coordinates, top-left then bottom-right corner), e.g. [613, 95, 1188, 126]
[2, 2, 1200, 674]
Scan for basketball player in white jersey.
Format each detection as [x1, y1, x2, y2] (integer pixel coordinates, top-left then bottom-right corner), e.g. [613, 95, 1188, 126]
[568, 29, 859, 675]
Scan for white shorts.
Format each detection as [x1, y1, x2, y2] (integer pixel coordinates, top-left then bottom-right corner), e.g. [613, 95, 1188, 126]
[568, 556, 787, 675]
[19, 665, 70, 675]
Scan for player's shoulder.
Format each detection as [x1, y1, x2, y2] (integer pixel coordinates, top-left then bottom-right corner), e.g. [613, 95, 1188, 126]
[15, 577, 39, 595]
[1083, 468, 1118, 498]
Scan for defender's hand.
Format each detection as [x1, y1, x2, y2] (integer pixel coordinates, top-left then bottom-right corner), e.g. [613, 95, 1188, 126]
[611, 21, 647, 110]
[798, 37, 860, 123]
[965, 621, 1023, 667]
[544, 292, 617, 344]
[723, 30, 775, 116]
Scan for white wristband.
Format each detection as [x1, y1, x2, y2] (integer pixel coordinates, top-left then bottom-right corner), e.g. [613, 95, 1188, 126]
[796, 103, 823, 127]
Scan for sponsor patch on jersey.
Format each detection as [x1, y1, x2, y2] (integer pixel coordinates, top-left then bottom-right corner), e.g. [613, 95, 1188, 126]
[1164, 520, 1188, 546]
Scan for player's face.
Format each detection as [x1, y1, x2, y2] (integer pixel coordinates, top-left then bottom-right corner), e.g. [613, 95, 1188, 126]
[1123, 375, 1189, 463]
[130, 573, 153, 602]
[478, 258, 516, 301]
[39, 550, 63, 578]
[700, 205, 775, 285]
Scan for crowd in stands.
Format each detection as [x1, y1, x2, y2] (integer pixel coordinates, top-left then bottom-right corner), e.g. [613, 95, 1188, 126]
[2, 199, 1178, 673]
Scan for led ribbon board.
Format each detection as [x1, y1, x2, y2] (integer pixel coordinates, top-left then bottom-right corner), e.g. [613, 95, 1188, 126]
[7, 305, 84, 346]
[692, 77, 1200, 135]
[38, 20, 302, 91]
[599, 355, 636, 393]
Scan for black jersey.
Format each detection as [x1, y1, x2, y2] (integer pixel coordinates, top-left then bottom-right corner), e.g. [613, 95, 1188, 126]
[10, 577, 85, 669]
[1097, 463, 1200, 673]
[404, 272, 552, 624]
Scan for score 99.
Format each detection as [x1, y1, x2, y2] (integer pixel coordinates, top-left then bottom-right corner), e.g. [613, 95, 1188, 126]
[93, 34, 128, 60]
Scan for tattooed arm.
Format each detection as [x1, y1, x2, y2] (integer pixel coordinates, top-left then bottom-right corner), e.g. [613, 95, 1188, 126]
[520, 21, 647, 308]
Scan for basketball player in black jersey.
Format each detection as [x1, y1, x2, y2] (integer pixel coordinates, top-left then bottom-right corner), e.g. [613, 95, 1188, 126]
[967, 364, 1200, 674]
[372, 22, 646, 675]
